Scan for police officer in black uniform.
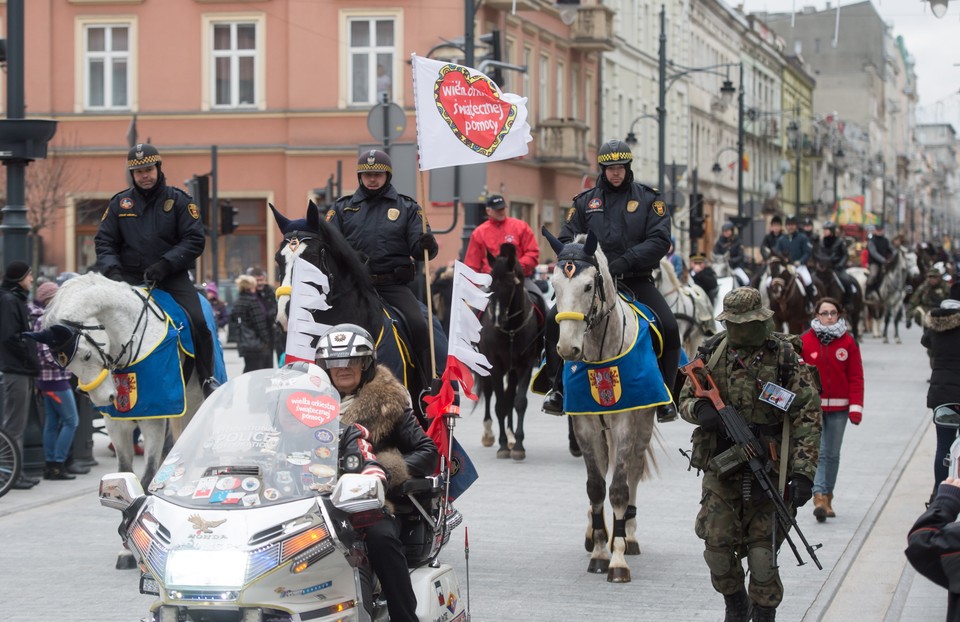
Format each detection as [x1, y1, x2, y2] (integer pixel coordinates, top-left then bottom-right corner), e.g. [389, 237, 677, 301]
[542, 139, 680, 422]
[819, 221, 857, 305]
[95, 144, 219, 396]
[690, 252, 719, 305]
[326, 150, 439, 382]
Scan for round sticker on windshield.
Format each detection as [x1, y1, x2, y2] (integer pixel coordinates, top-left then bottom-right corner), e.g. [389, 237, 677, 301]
[263, 488, 280, 501]
[309, 463, 336, 478]
[314, 428, 336, 444]
[176, 484, 197, 497]
[241, 477, 260, 492]
[287, 452, 311, 466]
[315, 446, 332, 459]
[216, 477, 241, 491]
[287, 392, 339, 427]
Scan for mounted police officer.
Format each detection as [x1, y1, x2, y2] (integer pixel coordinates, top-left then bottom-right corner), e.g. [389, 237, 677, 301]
[865, 223, 893, 299]
[760, 215, 784, 262]
[95, 144, 219, 396]
[326, 150, 439, 382]
[679, 288, 821, 622]
[713, 222, 749, 286]
[542, 139, 681, 423]
[690, 252, 719, 305]
[818, 221, 857, 303]
[774, 216, 816, 312]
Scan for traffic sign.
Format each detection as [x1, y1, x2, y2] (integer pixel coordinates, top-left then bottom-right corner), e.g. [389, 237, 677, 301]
[367, 102, 407, 143]
[664, 190, 686, 209]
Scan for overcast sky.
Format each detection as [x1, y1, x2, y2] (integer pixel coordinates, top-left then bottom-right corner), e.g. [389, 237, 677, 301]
[739, 0, 960, 127]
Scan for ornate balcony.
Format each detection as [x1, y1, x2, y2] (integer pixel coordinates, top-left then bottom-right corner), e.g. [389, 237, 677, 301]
[537, 119, 589, 170]
[569, 5, 615, 52]
[482, 0, 540, 10]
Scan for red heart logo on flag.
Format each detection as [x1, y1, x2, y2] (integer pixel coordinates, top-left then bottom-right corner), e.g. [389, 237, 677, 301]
[286, 392, 339, 428]
[433, 66, 517, 157]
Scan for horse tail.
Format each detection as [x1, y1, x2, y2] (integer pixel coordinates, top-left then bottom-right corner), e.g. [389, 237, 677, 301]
[642, 423, 662, 480]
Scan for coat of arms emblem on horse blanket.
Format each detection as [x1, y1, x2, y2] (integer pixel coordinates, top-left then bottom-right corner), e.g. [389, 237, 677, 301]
[98, 290, 227, 420]
[562, 301, 672, 416]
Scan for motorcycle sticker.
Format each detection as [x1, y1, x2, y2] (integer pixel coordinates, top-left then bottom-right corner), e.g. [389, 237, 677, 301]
[263, 488, 281, 501]
[241, 477, 260, 492]
[221, 492, 245, 505]
[314, 428, 335, 444]
[154, 464, 175, 484]
[163, 452, 181, 465]
[241, 493, 261, 507]
[209, 490, 229, 504]
[177, 484, 197, 497]
[276, 471, 294, 485]
[216, 476, 241, 491]
[287, 392, 339, 427]
[193, 476, 218, 499]
[315, 446, 333, 459]
[286, 452, 311, 466]
[163, 488, 177, 497]
[169, 466, 186, 482]
[309, 463, 336, 478]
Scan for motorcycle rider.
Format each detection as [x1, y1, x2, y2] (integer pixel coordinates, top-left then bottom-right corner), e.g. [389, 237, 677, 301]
[315, 324, 438, 622]
[95, 144, 220, 396]
[542, 139, 680, 423]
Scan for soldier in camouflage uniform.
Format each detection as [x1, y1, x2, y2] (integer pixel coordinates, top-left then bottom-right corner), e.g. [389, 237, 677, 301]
[907, 268, 951, 329]
[679, 287, 821, 622]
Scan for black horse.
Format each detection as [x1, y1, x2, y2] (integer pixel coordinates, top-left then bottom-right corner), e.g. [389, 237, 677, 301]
[478, 244, 543, 461]
[272, 202, 439, 409]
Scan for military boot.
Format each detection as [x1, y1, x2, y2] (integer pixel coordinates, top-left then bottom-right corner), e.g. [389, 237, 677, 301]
[752, 604, 777, 622]
[813, 493, 828, 523]
[825, 493, 836, 518]
[722, 589, 752, 622]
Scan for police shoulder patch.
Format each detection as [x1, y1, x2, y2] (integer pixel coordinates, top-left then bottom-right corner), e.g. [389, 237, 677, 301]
[325, 209, 335, 222]
[652, 201, 666, 217]
[187, 203, 199, 219]
[565, 207, 577, 223]
[100, 207, 110, 222]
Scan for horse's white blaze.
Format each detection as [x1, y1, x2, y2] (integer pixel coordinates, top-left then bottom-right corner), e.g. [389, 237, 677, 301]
[276, 241, 306, 331]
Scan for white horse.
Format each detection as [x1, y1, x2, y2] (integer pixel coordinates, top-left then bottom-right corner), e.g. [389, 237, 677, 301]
[654, 258, 715, 359]
[868, 246, 917, 343]
[543, 228, 657, 584]
[38, 273, 205, 485]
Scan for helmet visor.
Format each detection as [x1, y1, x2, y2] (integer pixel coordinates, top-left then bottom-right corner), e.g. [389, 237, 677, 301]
[317, 356, 367, 370]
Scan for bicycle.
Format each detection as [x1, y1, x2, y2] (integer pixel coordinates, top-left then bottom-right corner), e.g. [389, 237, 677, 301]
[0, 427, 22, 498]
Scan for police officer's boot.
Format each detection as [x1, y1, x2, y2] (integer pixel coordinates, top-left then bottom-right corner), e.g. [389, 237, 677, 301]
[656, 348, 680, 423]
[542, 377, 564, 416]
[722, 589, 752, 622]
[202, 376, 221, 398]
[752, 604, 777, 622]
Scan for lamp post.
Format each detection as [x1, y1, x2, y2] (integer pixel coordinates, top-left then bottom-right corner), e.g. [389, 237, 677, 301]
[787, 119, 803, 216]
[624, 112, 659, 148]
[657, 5, 743, 216]
[832, 148, 844, 213]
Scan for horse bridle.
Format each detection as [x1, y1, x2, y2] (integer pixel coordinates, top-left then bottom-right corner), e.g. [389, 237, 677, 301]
[275, 232, 330, 299]
[555, 257, 610, 332]
[62, 287, 165, 392]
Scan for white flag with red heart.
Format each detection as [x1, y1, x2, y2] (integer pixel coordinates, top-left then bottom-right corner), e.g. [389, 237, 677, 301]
[412, 54, 531, 171]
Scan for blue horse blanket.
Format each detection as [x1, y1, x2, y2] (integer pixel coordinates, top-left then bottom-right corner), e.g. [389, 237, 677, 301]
[562, 301, 672, 416]
[99, 290, 226, 420]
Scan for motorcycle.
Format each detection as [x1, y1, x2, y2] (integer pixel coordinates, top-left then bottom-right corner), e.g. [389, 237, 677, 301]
[100, 363, 468, 622]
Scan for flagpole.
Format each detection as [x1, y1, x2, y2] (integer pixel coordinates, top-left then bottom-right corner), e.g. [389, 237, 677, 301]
[420, 170, 438, 380]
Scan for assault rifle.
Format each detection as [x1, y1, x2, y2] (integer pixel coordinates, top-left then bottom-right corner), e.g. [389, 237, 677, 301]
[680, 357, 823, 570]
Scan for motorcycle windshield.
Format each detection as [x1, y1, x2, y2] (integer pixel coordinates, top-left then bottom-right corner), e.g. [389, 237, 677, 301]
[147, 364, 341, 509]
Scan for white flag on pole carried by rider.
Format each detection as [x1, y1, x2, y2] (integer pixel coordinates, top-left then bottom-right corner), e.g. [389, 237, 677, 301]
[284, 257, 331, 363]
[412, 54, 531, 171]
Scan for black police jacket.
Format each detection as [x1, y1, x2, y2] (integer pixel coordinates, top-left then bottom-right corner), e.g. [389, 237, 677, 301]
[0, 282, 40, 376]
[713, 235, 745, 268]
[821, 236, 848, 271]
[328, 184, 435, 277]
[95, 175, 205, 280]
[559, 181, 671, 274]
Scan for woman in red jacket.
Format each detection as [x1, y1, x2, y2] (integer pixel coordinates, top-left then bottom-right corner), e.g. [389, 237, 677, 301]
[801, 297, 865, 522]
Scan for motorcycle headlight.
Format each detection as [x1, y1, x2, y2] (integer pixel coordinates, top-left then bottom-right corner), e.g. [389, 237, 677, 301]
[165, 550, 248, 589]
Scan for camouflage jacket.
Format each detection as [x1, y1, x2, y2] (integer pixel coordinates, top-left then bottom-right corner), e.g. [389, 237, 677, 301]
[909, 281, 951, 314]
[679, 333, 822, 486]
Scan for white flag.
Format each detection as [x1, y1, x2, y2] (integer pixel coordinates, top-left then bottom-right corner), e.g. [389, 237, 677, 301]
[412, 54, 531, 171]
[285, 257, 332, 362]
[447, 261, 492, 377]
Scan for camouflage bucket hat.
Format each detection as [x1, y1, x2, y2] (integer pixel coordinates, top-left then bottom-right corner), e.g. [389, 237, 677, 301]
[716, 287, 774, 323]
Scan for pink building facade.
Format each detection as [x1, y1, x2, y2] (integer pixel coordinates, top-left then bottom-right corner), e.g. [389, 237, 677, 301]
[11, 0, 608, 291]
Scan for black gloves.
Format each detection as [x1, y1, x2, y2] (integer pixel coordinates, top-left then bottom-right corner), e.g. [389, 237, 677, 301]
[144, 259, 172, 285]
[103, 266, 124, 282]
[608, 257, 629, 277]
[419, 233, 439, 259]
[789, 475, 814, 507]
[694, 400, 723, 432]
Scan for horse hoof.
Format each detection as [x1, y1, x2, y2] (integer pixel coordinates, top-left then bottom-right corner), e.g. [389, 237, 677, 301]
[116, 551, 137, 570]
[510, 449, 526, 461]
[896, 338, 902, 344]
[607, 567, 631, 583]
[587, 558, 609, 574]
[624, 541, 641, 556]
[496, 449, 511, 459]
[481, 432, 495, 447]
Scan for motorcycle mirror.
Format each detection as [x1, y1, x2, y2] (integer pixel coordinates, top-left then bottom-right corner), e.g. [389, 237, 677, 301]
[99, 472, 145, 511]
[934, 404, 960, 429]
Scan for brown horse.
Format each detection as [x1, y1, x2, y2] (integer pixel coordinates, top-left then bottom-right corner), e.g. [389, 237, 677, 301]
[767, 258, 813, 334]
[812, 252, 863, 342]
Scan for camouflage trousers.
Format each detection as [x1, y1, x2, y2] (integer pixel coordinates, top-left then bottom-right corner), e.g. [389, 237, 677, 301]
[694, 471, 794, 608]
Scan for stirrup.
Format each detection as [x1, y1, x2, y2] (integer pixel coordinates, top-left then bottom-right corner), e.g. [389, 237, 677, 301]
[202, 377, 221, 397]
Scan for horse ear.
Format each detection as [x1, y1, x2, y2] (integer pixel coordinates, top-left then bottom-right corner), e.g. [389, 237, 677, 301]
[306, 200, 321, 232]
[269, 204, 291, 232]
[486, 250, 497, 267]
[541, 226, 565, 255]
[584, 230, 598, 257]
[23, 328, 56, 345]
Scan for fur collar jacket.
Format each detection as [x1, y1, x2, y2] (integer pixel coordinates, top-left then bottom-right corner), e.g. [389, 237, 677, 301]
[339, 365, 438, 494]
[926, 307, 960, 333]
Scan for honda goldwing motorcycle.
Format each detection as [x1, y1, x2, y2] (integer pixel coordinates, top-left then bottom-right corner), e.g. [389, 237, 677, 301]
[100, 363, 467, 622]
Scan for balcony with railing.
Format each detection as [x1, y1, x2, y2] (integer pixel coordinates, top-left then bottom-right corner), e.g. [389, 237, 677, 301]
[537, 118, 589, 170]
[569, 5, 615, 52]
[483, 0, 540, 10]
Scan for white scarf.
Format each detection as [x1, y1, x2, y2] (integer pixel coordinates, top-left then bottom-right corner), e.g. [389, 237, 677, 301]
[811, 317, 847, 345]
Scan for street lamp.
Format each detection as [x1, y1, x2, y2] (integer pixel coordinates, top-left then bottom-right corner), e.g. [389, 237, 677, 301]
[929, 0, 950, 18]
[787, 119, 803, 217]
[832, 147, 845, 213]
[657, 5, 744, 217]
[624, 112, 659, 147]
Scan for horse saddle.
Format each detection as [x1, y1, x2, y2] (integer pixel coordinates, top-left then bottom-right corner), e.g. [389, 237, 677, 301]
[148, 289, 227, 383]
[374, 297, 447, 379]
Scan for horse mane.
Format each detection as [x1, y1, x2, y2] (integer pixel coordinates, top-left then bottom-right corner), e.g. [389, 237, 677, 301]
[42, 272, 129, 328]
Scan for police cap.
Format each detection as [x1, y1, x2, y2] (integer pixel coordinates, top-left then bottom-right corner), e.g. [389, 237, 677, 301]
[597, 139, 633, 167]
[356, 149, 393, 174]
[690, 252, 707, 263]
[127, 143, 161, 170]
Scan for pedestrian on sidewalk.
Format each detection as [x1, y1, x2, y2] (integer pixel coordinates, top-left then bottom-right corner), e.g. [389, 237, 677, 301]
[922, 282, 960, 502]
[801, 297, 864, 523]
[27, 281, 82, 480]
[905, 476, 960, 622]
[230, 275, 274, 372]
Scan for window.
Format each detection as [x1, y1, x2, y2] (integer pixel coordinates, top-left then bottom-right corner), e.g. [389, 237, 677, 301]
[585, 73, 593, 127]
[539, 53, 550, 121]
[74, 198, 110, 271]
[211, 21, 258, 108]
[84, 24, 130, 110]
[571, 67, 580, 121]
[522, 46, 533, 98]
[348, 17, 395, 105]
[556, 61, 565, 118]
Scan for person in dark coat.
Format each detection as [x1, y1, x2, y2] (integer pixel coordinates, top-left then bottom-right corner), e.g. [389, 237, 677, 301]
[230, 275, 274, 372]
[326, 150, 438, 384]
[905, 477, 960, 622]
[713, 222, 749, 285]
[315, 323, 437, 622]
[543, 139, 680, 423]
[866, 223, 894, 297]
[775, 216, 816, 311]
[922, 283, 960, 501]
[760, 215, 784, 262]
[0, 261, 41, 489]
[94, 143, 219, 396]
[690, 252, 719, 304]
